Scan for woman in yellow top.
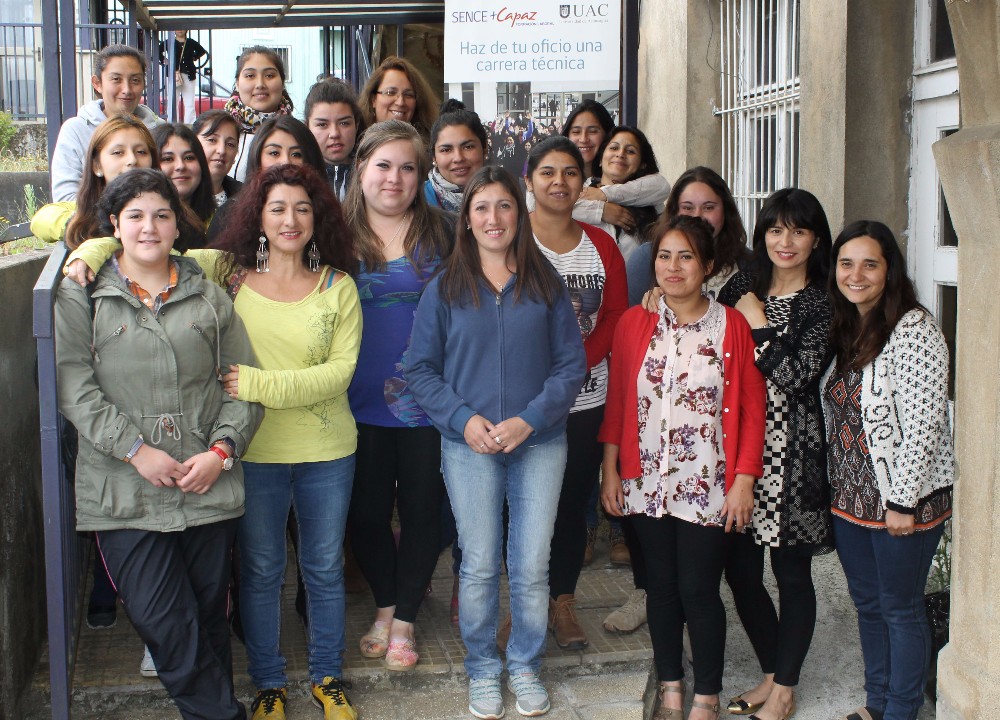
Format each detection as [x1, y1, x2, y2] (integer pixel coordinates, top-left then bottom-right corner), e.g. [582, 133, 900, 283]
[65, 163, 362, 720]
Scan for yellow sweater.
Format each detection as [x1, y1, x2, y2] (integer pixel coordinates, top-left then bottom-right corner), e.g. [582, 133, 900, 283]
[67, 241, 362, 463]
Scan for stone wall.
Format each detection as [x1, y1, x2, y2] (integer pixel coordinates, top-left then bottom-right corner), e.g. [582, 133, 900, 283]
[0, 248, 50, 719]
[0, 172, 49, 229]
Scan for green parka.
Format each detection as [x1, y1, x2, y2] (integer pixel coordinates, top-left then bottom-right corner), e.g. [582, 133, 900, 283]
[55, 255, 263, 532]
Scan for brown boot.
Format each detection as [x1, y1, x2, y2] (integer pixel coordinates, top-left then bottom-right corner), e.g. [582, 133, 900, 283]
[583, 526, 597, 566]
[609, 527, 631, 566]
[548, 594, 588, 650]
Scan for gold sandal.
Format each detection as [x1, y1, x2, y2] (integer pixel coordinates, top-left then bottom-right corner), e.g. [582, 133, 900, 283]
[652, 682, 684, 720]
[691, 698, 720, 719]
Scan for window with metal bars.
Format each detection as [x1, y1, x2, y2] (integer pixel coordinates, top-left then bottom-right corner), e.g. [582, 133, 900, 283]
[717, 0, 801, 237]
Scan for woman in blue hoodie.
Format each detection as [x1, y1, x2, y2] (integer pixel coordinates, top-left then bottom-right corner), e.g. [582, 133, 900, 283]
[406, 166, 586, 720]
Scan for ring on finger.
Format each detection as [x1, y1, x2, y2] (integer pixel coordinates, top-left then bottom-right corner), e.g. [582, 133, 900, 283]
[494, 436, 502, 444]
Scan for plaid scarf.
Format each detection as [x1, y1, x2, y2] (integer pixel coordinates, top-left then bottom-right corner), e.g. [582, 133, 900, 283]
[223, 91, 294, 133]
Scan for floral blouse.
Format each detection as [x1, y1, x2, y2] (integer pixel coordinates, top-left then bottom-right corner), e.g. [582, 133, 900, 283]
[622, 295, 728, 526]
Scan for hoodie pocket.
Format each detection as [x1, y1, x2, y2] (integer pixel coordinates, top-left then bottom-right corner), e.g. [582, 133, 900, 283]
[98, 474, 146, 519]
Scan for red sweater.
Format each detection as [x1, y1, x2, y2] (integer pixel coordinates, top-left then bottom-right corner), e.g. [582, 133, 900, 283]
[598, 304, 767, 492]
[578, 222, 628, 369]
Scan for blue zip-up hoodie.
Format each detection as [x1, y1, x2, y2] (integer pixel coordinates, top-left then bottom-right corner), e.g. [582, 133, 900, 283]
[405, 273, 586, 445]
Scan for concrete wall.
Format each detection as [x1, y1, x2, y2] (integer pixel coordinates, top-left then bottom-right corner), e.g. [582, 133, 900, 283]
[0, 249, 50, 719]
[0, 172, 49, 229]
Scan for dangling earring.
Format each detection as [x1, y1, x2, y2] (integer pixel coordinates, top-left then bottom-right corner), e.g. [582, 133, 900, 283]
[256, 232, 270, 273]
[307, 240, 321, 273]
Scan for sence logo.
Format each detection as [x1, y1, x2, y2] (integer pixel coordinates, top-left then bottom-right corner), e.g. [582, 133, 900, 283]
[496, 7, 539, 27]
[560, 3, 610, 19]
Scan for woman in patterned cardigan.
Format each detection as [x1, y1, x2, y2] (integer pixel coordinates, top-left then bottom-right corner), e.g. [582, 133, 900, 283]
[821, 221, 953, 720]
[717, 189, 835, 720]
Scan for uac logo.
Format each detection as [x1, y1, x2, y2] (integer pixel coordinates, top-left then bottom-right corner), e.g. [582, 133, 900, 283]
[560, 5, 571, 18]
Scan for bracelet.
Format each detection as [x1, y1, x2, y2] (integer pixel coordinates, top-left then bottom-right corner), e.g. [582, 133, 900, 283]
[123, 435, 144, 463]
[209, 445, 229, 463]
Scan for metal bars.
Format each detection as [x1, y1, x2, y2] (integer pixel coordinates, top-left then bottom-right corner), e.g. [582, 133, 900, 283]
[718, 0, 800, 237]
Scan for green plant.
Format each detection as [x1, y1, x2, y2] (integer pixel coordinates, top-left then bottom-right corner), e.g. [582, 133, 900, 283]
[0, 111, 16, 153]
[22, 184, 39, 220]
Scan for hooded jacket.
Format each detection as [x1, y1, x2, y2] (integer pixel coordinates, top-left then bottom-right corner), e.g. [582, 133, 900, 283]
[50, 100, 162, 202]
[55, 255, 263, 532]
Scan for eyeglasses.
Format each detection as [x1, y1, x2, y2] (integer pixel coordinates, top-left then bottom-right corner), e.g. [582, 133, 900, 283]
[376, 88, 417, 101]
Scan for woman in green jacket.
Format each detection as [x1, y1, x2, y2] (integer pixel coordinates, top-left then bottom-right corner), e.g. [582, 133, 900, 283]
[55, 168, 262, 719]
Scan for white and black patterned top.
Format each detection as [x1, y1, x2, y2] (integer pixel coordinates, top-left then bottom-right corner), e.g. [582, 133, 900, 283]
[719, 273, 834, 551]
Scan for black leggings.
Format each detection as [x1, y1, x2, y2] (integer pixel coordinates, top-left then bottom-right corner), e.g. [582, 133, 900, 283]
[348, 423, 444, 623]
[725, 532, 817, 686]
[549, 405, 604, 598]
[631, 514, 730, 695]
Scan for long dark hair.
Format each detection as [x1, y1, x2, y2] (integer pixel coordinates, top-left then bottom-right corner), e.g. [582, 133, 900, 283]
[665, 166, 750, 275]
[749, 188, 832, 298]
[430, 99, 488, 155]
[211, 163, 357, 281]
[526, 135, 584, 177]
[233, 45, 293, 112]
[560, 99, 614, 139]
[97, 168, 203, 254]
[648, 215, 717, 280]
[152, 123, 216, 224]
[439, 166, 562, 308]
[829, 220, 922, 370]
[592, 126, 659, 184]
[245, 115, 326, 181]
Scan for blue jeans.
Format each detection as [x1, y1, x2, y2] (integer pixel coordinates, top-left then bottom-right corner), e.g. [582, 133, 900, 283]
[442, 434, 567, 679]
[239, 457, 354, 688]
[834, 517, 944, 720]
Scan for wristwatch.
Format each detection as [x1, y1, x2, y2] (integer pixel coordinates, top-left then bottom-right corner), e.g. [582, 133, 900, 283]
[123, 435, 144, 464]
[209, 445, 234, 471]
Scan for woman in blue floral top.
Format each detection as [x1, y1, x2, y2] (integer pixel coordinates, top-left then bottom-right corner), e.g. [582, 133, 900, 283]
[600, 215, 766, 720]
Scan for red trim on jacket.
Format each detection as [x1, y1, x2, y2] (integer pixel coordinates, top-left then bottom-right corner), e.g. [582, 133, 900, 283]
[598, 303, 767, 492]
[577, 222, 628, 369]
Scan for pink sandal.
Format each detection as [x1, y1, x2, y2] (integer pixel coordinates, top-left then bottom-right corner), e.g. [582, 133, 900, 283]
[384, 637, 419, 671]
[359, 620, 390, 658]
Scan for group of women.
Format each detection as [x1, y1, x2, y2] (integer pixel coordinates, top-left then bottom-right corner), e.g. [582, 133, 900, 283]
[46, 40, 952, 720]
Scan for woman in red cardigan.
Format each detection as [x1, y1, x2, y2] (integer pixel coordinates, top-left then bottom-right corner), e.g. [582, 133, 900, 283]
[600, 214, 766, 720]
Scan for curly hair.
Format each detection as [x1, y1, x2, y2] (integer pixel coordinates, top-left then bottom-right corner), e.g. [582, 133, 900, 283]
[65, 116, 157, 249]
[152, 123, 216, 224]
[210, 163, 356, 282]
[359, 56, 440, 141]
[97, 168, 204, 254]
[592, 126, 659, 184]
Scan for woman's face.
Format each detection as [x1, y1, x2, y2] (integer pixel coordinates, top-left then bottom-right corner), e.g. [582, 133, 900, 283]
[93, 57, 145, 118]
[566, 111, 605, 168]
[258, 129, 306, 171]
[468, 182, 519, 258]
[677, 182, 725, 237]
[525, 150, 583, 215]
[358, 139, 420, 218]
[433, 124, 485, 188]
[307, 102, 358, 165]
[112, 192, 177, 268]
[198, 120, 239, 188]
[600, 131, 643, 185]
[260, 183, 314, 256]
[835, 235, 887, 316]
[93, 128, 154, 183]
[764, 222, 816, 275]
[655, 229, 711, 303]
[371, 69, 416, 123]
[236, 53, 284, 113]
[159, 135, 203, 201]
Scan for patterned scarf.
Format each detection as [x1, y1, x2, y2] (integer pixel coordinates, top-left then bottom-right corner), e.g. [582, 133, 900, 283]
[427, 166, 464, 213]
[223, 91, 294, 133]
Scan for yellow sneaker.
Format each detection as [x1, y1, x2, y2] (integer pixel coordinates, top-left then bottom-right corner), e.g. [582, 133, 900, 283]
[311, 676, 357, 720]
[251, 688, 287, 719]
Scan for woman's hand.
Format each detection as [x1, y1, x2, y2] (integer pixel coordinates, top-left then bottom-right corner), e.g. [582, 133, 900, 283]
[722, 473, 755, 533]
[734, 292, 768, 329]
[885, 509, 916, 537]
[642, 287, 664, 312]
[602, 202, 636, 233]
[222, 364, 240, 398]
[491, 417, 533, 454]
[464, 414, 500, 454]
[580, 186, 608, 202]
[66, 259, 95, 287]
[130, 444, 187, 488]
[601, 463, 625, 517]
[175, 451, 224, 495]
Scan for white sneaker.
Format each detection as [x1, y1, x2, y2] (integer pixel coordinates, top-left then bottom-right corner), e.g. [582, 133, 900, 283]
[139, 645, 158, 677]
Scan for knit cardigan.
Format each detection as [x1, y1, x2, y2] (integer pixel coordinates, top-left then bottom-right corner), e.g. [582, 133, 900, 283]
[820, 308, 954, 511]
[719, 274, 834, 549]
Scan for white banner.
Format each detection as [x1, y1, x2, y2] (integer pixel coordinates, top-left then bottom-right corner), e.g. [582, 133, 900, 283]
[444, 1, 621, 87]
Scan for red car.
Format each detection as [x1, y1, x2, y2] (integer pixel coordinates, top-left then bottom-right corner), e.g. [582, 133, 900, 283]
[157, 73, 231, 119]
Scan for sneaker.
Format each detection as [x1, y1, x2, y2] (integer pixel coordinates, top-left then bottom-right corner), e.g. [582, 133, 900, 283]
[139, 645, 157, 677]
[86, 602, 117, 629]
[251, 688, 287, 719]
[583, 526, 597, 566]
[311, 676, 357, 720]
[507, 671, 550, 716]
[469, 677, 505, 719]
[608, 527, 631, 566]
[602, 588, 647, 633]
